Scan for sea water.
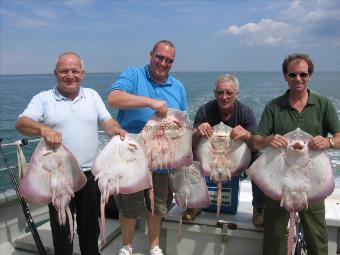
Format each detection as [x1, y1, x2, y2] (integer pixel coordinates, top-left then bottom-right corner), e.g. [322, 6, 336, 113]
[0, 72, 339, 191]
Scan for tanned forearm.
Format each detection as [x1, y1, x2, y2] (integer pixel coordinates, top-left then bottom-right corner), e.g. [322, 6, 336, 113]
[252, 134, 272, 151]
[108, 90, 156, 109]
[16, 116, 62, 147]
[15, 116, 44, 136]
[101, 118, 126, 138]
[244, 132, 257, 152]
[329, 132, 340, 150]
[192, 128, 201, 149]
[107, 90, 168, 117]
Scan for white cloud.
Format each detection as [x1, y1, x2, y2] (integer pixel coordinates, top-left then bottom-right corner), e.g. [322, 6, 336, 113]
[218, 0, 340, 47]
[31, 8, 59, 20]
[63, 0, 96, 15]
[0, 3, 58, 30]
[218, 19, 300, 46]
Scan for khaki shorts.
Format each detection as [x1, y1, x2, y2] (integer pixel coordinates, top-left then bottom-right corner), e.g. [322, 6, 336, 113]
[115, 173, 173, 219]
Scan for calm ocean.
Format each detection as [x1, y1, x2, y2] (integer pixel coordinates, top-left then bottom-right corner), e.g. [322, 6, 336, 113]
[0, 72, 339, 190]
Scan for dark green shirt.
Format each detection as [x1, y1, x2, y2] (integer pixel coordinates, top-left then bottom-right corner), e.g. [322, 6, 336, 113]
[256, 89, 340, 137]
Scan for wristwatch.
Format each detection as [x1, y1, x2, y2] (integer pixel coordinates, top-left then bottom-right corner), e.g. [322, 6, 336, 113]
[329, 137, 335, 148]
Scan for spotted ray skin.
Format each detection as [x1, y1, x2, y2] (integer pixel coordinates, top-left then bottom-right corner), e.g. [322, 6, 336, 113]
[141, 108, 193, 170]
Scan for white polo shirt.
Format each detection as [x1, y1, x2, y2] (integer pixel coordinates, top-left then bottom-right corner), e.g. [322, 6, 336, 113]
[19, 87, 111, 171]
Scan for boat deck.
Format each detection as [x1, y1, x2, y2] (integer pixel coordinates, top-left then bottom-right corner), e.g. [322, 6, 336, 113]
[1, 181, 340, 255]
[0, 217, 152, 255]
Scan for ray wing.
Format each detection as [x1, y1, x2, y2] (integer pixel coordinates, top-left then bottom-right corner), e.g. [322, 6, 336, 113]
[170, 161, 210, 209]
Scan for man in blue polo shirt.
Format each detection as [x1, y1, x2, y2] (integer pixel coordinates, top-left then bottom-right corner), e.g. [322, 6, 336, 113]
[16, 52, 125, 255]
[108, 40, 187, 255]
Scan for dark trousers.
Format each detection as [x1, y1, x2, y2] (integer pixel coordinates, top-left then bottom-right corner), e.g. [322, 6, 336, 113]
[251, 180, 265, 208]
[263, 198, 328, 255]
[250, 152, 266, 208]
[49, 171, 100, 255]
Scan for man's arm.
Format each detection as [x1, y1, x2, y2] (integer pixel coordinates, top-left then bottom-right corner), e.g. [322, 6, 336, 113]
[330, 132, 340, 149]
[192, 122, 214, 148]
[101, 118, 126, 139]
[252, 134, 288, 151]
[231, 125, 254, 151]
[308, 132, 340, 150]
[15, 116, 61, 148]
[107, 90, 167, 117]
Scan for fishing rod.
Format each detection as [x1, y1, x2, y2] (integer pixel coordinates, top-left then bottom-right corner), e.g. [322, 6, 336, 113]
[0, 137, 47, 255]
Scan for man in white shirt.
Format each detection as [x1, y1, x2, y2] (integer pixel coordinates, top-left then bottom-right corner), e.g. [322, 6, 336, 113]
[16, 52, 125, 255]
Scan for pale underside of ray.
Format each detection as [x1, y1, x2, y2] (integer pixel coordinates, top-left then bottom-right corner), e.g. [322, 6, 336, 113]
[19, 139, 86, 240]
[249, 128, 334, 210]
[196, 122, 251, 221]
[92, 133, 152, 244]
[141, 108, 193, 170]
[170, 161, 210, 211]
[197, 122, 251, 183]
[92, 133, 151, 198]
[169, 161, 210, 239]
[248, 128, 334, 255]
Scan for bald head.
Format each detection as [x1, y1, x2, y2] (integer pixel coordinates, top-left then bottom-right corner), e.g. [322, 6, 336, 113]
[55, 52, 84, 71]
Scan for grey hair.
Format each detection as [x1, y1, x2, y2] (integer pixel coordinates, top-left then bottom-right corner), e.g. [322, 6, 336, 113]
[55, 52, 84, 70]
[214, 74, 239, 92]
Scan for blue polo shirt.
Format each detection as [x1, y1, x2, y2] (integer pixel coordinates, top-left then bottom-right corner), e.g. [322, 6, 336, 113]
[19, 87, 112, 171]
[109, 65, 187, 133]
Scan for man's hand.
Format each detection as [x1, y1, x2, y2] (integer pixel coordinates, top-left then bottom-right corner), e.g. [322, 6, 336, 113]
[308, 135, 330, 150]
[197, 122, 213, 138]
[102, 118, 126, 140]
[230, 125, 251, 141]
[114, 126, 127, 141]
[40, 124, 62, 148]
[150, 99, 168, 117]
[268, 134, 288, 148]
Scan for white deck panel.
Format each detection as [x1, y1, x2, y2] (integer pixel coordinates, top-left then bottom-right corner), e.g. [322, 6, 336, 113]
[1, 181, 340, 254]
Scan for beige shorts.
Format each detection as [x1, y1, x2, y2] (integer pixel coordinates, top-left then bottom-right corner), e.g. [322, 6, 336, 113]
[115, 173, 173, 219]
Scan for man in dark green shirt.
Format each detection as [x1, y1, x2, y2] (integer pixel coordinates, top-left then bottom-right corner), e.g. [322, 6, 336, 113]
[253, 53, 340, 255]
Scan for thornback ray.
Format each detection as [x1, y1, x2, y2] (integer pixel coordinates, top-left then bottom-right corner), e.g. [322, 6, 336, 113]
[19, 139, 86, 241]
[196, 122, 251, 220]
[141, 108, 193, 170]
[248, 128, 335, 255]
[92, 133, 152, 243]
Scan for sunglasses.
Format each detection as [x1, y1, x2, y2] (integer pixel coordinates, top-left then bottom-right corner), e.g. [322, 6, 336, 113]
[287, 72, 309, 79]
[155, 54, 174, 64]
[215, 89, 236, 97]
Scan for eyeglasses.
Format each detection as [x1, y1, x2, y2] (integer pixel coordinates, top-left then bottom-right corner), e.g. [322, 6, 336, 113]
[287, 72, 309, 79]
[155, 54, 174, 64]
[215, 89, 237, 97]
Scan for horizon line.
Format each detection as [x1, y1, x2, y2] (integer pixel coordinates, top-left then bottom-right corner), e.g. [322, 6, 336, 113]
[1, 70, 339, 76]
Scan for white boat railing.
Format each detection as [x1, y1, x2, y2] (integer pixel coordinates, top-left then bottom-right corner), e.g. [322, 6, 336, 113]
[0, 138, 40, 174]
[0, 130, 106, 175]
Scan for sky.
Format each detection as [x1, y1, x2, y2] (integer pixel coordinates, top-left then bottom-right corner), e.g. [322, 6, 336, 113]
[1, 0, 340, 75]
